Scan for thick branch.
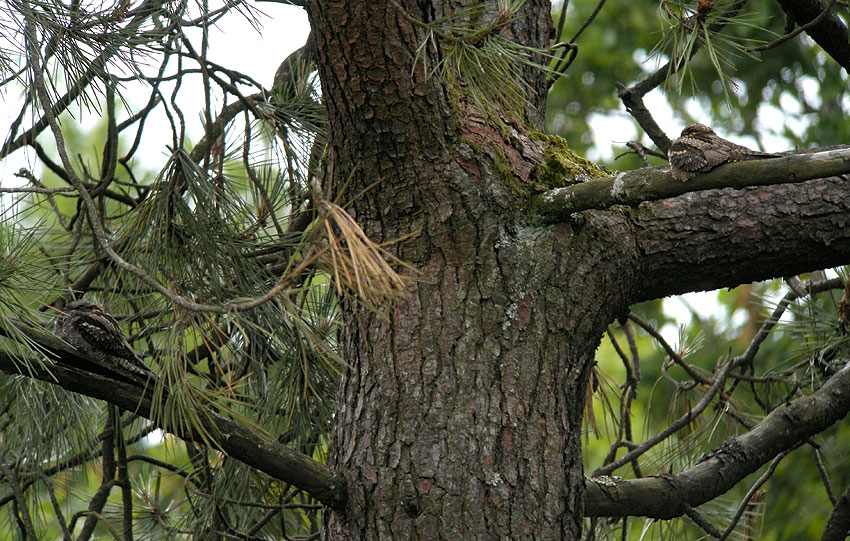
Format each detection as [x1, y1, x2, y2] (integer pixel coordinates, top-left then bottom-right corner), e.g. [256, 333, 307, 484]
[0, 328, 346, 512]
[584, 360, 850, 518]
[776, 0, 850, 73]
[536, 147, 850, 216]
[822, 483, 850, 541]
[632, 175, 850, 301]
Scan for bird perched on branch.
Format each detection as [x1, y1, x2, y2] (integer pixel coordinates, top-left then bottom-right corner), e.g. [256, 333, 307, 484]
[53, 300, 156, 386]
[668, 124, 778, 181]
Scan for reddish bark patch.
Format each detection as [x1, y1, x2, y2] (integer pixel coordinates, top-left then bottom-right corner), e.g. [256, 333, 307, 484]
[457, 157, 481, 179]
[516, 295, 532, 328]
[362, 464, 378, 483]
[502, 426, 513, 453]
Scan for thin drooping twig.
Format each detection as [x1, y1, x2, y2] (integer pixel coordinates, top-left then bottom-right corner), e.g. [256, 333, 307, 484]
[719, 447, 796, 539]
[592, 354, 735, 477]
[0, 461, 38, 540]
[552, 0, 570, 47]
[549, 0, 606, 82]
[750, 0, 838, 52]
[37, 468, 73, 539]
[812, 447, 838, 506]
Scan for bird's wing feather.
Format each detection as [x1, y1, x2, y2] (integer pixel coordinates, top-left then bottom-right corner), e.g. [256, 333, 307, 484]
[700, 147, 732, 169]
[669, 140, 712, 172]
[73, 312, 139, 360]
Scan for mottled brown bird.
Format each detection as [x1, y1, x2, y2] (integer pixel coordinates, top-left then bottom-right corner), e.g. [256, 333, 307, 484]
[668, 124, 778, 181]
[53, 300, 156, 386]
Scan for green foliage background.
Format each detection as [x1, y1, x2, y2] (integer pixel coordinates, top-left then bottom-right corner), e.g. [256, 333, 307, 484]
[545, 1, 850, 538]
[548, 0, 850, 168]
[1, 0, 849, 538]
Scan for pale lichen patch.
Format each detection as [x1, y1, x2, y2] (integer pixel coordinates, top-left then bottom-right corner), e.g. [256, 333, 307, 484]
[611, 171, 628, 197]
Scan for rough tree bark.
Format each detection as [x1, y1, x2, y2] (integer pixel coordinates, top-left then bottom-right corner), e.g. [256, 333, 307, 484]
[306, 0, 850, 538]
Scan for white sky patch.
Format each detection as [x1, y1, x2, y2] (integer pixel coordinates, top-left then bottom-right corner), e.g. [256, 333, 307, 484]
[0, 4, 309, 192]
[204, 6, 309, 85]
[587, 113, 636, 162]
[643, 90, 680, 134]
[660, 291, 722, 345]
[728, 306, 749, 330]
[142, 428, 167, 447]
[779, 91, 802, 115]
[799, 76, 822, 109]
[757, 102, 809, 151]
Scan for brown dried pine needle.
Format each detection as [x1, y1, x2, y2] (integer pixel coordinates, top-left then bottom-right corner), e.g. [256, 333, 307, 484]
[315, 197, 412, 304]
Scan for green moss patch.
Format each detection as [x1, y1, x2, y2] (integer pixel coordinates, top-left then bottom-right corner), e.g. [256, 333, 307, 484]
[531, 133, 608, 190]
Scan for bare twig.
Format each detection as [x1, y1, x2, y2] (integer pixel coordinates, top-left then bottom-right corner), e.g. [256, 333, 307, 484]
[593, 354, 734, 477]
[719, 447, 795, 539]
[822, 483, 850, 541]
[684, 505, 724, 538]
[748, 0, 838, 52]
[812, 447, 838, 506]
[37, 468, 73, 539]
[0, 461, 37, 540]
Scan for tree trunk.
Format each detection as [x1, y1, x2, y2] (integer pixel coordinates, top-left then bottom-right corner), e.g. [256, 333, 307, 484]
[326, 198, 639, 538]
[307, 0, 850, 538]
[308, 0, 634, 537]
